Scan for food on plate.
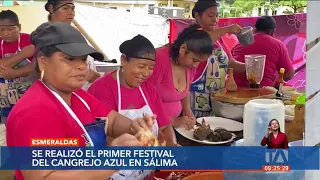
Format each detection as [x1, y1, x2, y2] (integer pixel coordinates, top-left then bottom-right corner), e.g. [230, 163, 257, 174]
[213, 127, 233, 141]
[136, 129, 165, 146]
[193, 119, 212, 141]
[207, 131, 221, 142]
[193, 119, 233, 142]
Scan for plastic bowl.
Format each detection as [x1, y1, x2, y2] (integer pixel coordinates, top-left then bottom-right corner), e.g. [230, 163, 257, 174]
[282, 86, 297, 96]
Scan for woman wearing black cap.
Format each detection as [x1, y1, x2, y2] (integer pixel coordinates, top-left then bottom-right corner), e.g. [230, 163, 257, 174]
[6, 22, 155, 180]
[189, 0, 246, 118]
[45, 0, 101, 84]
[89, 34, 177, 179]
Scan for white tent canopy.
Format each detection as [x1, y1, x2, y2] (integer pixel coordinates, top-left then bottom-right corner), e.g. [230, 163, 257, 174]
[74, 3, 169, 65]
[1, 2, 169, 66]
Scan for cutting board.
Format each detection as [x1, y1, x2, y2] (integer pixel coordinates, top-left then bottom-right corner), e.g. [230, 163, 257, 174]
[213, 88, 276, 104]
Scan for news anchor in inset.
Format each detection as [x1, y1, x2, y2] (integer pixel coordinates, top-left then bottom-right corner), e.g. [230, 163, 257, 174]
[6, 22, 155, 180]
[261, 119, 289, 148]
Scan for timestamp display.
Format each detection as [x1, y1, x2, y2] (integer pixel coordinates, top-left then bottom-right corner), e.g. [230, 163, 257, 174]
[262, 165, 290, 172]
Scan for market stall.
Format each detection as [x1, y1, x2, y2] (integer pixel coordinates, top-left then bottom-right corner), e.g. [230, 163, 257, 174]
[149, 17, 306, 179]
[168, 14, 306, 91]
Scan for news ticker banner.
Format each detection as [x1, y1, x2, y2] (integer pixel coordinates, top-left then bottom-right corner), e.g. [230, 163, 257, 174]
[0, 146, 319, 171]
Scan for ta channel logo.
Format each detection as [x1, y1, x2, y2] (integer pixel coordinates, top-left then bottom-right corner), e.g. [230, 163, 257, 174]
[265, 149, 289, 164]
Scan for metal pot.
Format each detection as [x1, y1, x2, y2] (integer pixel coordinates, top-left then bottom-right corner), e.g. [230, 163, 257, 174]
[211, 98, 244, 122]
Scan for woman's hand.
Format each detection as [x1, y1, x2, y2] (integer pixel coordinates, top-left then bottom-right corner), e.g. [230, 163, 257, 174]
[266, 127, 272, 138]
[183, 108, 196, 124]
[0, 65, 17, 79]
[172, 116, 195, 130]
[130, 114, 156, 134]
[19, 45, 35, 58]
[226, 24, 242, 34]
[110, 133, 143, 146]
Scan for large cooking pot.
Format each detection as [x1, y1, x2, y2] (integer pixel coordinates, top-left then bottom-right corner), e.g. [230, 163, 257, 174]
[211, 98, 244, 122]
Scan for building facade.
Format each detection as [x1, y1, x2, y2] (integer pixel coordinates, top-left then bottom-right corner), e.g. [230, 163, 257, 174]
[77, 0, 196, 18]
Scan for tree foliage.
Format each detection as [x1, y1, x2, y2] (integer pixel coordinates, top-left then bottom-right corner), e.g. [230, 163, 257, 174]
[277, 0, 307, 13]
[230, 0, 268, 16]
[219, 0, 306, 17]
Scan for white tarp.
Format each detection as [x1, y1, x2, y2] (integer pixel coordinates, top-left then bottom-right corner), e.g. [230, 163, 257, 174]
[306, 2, 320, 179]
[307, 1, 320, 44]
[305, 90, 320, 180]
[74, 3, 169, 65]
[306, 42, 320, 97]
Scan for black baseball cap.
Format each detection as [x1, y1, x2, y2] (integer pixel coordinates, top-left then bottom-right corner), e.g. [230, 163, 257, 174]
[255, 16, 276, 31]
[31, 22, 104, 61]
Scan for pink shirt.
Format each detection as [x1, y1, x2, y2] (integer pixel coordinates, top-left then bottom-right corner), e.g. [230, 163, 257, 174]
[88, 72, 171, 127]
[232, 33, 294, 87]
[6, 80, 111, 180]
[148, 47, 196, 118]
[0, 33, 33, 60]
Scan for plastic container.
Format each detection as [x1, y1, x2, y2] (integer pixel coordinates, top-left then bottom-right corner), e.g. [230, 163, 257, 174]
[236, 26, 254, 46]
[243, 99, 285, 146]
[282, 86, 297, 96]
[245, 55, 266, 87]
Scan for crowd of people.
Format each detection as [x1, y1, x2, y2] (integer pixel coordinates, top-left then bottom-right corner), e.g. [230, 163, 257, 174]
[0, 0, 294, 179]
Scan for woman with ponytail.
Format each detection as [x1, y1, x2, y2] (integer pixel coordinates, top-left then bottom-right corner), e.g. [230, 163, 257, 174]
[148, 24, 213, 129]
[89, 34, 177, 180]
[189, 0, 246, 118]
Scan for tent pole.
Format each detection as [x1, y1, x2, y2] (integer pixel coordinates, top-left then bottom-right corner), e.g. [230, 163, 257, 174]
[72, 19, 109, 60]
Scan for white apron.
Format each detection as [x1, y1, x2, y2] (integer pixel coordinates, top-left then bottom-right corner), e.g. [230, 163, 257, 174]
[109, 69, 159, 180]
